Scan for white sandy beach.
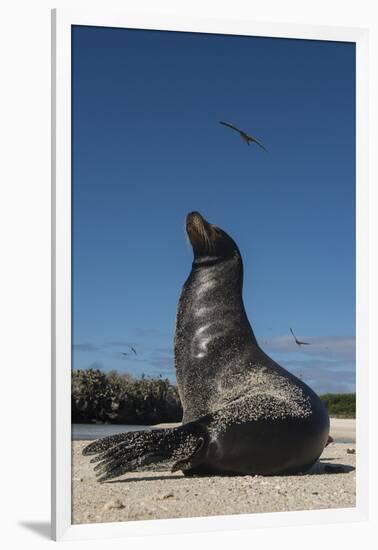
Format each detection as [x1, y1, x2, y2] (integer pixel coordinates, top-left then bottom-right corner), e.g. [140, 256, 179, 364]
[72, 418, 356, 524]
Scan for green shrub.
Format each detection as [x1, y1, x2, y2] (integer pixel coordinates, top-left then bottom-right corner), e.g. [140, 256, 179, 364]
[320, 393, 356, 418]
[72, 369, 183, 424]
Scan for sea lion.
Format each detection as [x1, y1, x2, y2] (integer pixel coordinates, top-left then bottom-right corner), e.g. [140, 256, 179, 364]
[83, 211, 329, 480]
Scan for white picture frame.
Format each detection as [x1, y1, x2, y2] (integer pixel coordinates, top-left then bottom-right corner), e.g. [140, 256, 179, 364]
[51, 8, 369, 541]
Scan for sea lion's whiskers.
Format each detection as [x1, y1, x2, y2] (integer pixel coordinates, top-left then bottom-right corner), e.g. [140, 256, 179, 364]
[198, 223, 213, 255]
[208, 234, 215, 255]
[206, 230, 215, 255]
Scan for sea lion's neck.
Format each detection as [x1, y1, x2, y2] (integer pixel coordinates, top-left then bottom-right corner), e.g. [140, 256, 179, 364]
[176, 255, 257, 352]
[175, 255, 258, 421]
[189, 257, 243, 302]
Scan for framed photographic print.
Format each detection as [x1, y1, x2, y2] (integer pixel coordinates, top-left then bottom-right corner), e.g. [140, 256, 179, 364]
[51, 8, 369, 542]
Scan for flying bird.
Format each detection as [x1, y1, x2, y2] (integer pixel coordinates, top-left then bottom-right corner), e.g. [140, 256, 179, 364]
[290, 328, 311, 346]
[120, 346, 137, 357]
[219, 121, 267, 150]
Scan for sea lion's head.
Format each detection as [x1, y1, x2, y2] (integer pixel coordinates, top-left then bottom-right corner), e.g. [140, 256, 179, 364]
[186, 211, 240, 263]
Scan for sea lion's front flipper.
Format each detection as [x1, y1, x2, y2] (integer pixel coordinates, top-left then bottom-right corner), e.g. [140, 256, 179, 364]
[83, 421, 209, 482]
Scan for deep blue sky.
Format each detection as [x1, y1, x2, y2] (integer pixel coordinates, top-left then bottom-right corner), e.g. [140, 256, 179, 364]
[72, 26, 355, 393]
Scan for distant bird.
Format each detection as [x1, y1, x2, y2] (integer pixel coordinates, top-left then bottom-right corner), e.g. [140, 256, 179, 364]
[219, 121, 267, 150]
[120, 346, 137, 357]
[290, 328, 311, 346]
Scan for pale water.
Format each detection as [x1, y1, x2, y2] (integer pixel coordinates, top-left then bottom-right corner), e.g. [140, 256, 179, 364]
[72, 423, 355, 443]
[72, 423, 150, 441]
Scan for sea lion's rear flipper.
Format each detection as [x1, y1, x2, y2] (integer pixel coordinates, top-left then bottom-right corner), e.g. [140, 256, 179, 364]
[171, 436, 206, 472]
[82, 422, 208, 482]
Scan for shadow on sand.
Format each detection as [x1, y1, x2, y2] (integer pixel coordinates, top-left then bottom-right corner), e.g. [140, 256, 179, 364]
[307, 461, 355, 475]
[106, 474, 184, 483]
[103, 461, 355, 483]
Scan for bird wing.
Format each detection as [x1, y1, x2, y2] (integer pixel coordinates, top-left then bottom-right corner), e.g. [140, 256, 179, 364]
[219, 121, 242, 134]
[250, 135, 267, 151]
[298, 341, 311, 346]
[290, 328, 300, 345]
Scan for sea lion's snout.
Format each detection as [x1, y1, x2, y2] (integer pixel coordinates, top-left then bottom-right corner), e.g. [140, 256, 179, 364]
[186, 211, 207, 233]
[186, 212, 212, 255]
[185, 211, 238, 261]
